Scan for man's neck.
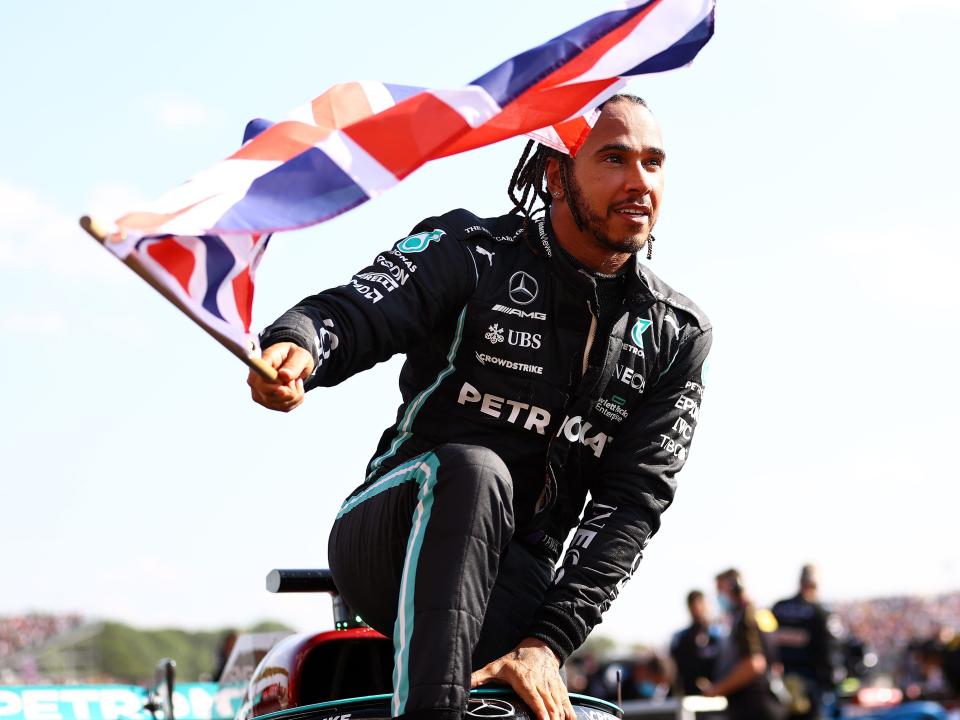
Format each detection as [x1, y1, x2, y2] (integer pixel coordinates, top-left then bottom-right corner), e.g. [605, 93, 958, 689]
[549, 207, 632, 275]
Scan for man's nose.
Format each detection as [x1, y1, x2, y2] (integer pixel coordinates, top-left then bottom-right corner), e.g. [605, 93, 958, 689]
[624, 161, 651, 194]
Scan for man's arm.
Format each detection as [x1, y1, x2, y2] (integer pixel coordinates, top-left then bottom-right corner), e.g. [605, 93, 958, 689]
[527, 326, 712, 661]
[249, 223, 477, 410]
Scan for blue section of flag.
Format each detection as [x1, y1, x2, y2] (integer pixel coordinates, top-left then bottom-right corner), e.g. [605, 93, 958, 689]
[200, 235, 235, 321]
[384, 84, 424, 103]
[243, 117, 275, 143]
[470, 2, 656, 105]
[622, 15, 715, 75]
[216, 148, 369, 231]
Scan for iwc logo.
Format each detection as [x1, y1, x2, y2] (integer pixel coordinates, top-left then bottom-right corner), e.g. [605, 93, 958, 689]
[396, 229, 445, 253]
[508, 271, 538, 305]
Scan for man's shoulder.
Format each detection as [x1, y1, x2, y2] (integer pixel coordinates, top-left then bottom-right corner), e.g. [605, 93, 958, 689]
[635, 262, 711, 333]
[410, 208, 526, 245]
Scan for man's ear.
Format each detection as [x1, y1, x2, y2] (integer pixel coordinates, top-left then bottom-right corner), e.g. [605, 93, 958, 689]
[545, 156, 563, 198]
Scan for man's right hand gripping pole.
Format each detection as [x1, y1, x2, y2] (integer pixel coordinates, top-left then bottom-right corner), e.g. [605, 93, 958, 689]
[247, 342, 315, 412]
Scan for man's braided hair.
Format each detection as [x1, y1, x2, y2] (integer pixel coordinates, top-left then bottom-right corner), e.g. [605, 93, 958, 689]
[506, 93, 655, 259]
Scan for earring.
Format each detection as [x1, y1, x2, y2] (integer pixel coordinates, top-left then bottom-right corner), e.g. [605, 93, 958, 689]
[552, 191, 562, 199]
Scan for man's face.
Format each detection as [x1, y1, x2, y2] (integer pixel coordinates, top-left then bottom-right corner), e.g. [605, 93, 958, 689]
[689, 596, 709, 624]
[558, 101, 665, 254]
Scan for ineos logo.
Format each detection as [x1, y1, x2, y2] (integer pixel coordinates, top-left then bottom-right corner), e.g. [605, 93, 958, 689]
[508, 271, 538, 306]
[465, 699, 516, 718]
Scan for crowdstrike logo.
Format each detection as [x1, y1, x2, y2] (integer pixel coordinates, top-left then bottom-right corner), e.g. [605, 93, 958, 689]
[508, 271, 538, 305]
[475, 351, 543, 375]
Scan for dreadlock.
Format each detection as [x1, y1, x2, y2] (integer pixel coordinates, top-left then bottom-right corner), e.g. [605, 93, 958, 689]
[506, 93, 656, 259]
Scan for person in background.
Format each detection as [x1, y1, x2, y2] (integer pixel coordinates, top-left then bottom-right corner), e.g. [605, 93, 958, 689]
[670, 589, 720, 696]
[701, 569, 787, 720]
[772, 565, 838, 719]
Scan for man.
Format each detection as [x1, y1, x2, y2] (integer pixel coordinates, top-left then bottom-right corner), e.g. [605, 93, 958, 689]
[772, 565, 837, 719]
[248, 95, 712, 720]
[702, 569, 786, 720]
[670, 590, 720, 696]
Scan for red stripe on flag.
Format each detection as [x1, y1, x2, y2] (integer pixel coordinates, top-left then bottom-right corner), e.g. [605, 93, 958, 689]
[232, 268, 254, 332]
[231, 121, 326, 162]
[431, 1, 660, 160]
[231, 84, 378, 163]
[553, 115, 594, 155]
[145, 237, 195, 295]
[544, 0, 665, 86]
[435, 79, 616, 157]
[344, 93, 470, 179]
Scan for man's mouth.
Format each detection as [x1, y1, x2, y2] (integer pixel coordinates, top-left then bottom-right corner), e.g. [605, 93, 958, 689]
[612, 203, 651, 218]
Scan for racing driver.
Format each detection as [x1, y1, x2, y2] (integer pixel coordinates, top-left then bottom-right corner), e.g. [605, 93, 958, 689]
[248, 94, 712, 720]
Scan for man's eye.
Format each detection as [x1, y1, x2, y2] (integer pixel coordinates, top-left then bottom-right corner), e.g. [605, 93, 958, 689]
[602, 154, 623, 164]
[644, 158, 663, 168]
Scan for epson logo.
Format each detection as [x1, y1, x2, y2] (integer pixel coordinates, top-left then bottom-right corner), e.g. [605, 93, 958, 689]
[492, 304, 547, 321]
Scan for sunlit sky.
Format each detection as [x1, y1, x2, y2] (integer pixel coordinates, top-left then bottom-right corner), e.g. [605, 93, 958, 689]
[1, 0, 958, 650]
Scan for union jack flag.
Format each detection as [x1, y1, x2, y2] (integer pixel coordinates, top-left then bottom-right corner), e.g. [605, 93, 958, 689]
[92, 0, 715, 369]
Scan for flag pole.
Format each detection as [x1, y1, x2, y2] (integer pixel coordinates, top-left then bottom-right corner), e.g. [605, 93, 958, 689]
[78, 216, 278, 382]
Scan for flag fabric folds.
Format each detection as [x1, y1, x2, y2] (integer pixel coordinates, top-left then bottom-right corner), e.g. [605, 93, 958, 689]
[97, 0, 715, 363]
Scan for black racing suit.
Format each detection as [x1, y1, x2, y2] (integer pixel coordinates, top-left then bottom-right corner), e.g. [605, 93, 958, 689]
[772, 595, 837, 719]
[670, 621, 721, 695]
[260, 209, 712, 719]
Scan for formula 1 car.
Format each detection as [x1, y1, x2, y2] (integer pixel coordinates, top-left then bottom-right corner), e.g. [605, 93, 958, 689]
[216, 569, 621, 720]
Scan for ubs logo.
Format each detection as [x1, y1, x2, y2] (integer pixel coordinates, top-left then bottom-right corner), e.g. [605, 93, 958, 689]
[508, 271, 538, 305]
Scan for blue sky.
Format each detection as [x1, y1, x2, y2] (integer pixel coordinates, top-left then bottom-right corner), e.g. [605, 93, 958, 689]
[1, 0, 958, 648]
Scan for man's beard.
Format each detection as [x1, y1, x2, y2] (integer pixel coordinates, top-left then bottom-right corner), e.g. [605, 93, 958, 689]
[564, 168, 649, 254]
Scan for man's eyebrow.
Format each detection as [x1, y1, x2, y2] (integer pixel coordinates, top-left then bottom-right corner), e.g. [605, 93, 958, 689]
[594, 142, 667, 160]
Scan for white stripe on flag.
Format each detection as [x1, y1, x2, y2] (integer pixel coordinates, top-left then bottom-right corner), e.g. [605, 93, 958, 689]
[315, 130, 398, 198]
[286, 103, 317, 125]
[358, 81, 399, 114]
[144, 158, 282, 216]
[558, 0, 714, 86]
[428, 86, 502, 129]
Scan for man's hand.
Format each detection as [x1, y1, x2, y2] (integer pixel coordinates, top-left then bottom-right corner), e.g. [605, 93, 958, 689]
[471, 638, 575, 720]
[247, 342, 315, 412]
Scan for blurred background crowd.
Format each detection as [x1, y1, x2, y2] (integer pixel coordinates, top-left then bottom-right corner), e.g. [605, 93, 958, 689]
[3, 570, 960, 716]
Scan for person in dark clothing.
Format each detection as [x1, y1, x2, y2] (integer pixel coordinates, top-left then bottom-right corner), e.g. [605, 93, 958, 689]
[702, 569, 787, 720]
[248, 95, 711, 720]
[670, 590, 720, 696]
[772, 565, 837, 719]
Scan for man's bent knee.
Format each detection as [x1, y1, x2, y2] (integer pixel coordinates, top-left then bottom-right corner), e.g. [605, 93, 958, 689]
[434, 443, 514, 506]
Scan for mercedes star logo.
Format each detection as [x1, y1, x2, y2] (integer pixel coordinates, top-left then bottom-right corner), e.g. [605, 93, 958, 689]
[508, 271, 538, 306]
[465, 699, 516, 718]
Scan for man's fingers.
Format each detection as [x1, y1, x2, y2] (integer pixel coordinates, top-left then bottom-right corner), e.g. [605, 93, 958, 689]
[517, 677, 549, 720]
[560, 688, 576, 720]
[276, 346, 314, 383]
[260, 343, 289, 369]
[469, 668, 489, 689]
[538, 681, 561, 720]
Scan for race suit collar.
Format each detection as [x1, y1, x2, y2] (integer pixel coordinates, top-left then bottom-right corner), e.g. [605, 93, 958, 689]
[538, 216, 654, 307]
